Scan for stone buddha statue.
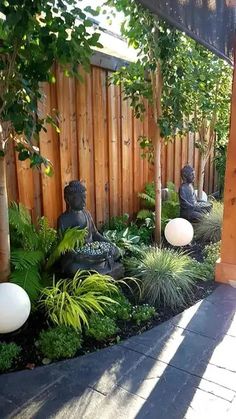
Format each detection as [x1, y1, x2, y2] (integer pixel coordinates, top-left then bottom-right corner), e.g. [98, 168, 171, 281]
[179, 165, 212, 222]
[57, 180, 123, 278]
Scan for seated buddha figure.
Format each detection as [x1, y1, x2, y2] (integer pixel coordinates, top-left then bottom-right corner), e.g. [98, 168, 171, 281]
[57, 180, 122, 278]
[178, 165, 212, 222]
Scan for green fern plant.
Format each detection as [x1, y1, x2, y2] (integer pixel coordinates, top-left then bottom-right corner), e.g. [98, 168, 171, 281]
[9, 203, 87, 304]
[40, 270, 119, 331]
[46, 227, 87, 269]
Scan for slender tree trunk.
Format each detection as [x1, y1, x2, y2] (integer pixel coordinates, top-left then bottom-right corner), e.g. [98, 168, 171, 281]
[151, 66, 163, 245]
[154, 126, 162, 244]
[0, 151, 10, 282]
[198, 153, 206, 200]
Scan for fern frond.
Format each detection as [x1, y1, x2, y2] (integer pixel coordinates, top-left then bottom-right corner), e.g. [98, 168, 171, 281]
[9, 202, 39, 251]
[138, 192, 155, 207]
[137, 209, 153, 220]
[46, 227, 87, 269]
[10, 267, 42, 303]
[11, 249, 44, 270]
[37, 217, 57, 255]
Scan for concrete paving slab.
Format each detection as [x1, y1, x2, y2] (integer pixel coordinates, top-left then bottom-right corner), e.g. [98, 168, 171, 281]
[1, 285, 236, 419]
[121, 326, 216, 375]
[172, 299, 234, 339]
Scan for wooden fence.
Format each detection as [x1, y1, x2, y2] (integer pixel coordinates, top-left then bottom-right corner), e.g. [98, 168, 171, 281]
[5, 60, 217, 228]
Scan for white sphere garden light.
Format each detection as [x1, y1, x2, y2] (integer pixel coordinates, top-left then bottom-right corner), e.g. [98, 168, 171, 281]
[0, 283, 31, 334]
[164, 218, 194, 247]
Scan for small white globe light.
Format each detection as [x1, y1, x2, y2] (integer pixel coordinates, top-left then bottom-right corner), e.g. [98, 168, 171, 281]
[0, 283, 31, 333]
[194, 189, 208, 202]
[165, 218, 194, 247]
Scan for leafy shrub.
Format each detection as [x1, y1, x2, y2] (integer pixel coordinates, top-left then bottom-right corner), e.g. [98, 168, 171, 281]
[203, 241, 221, 265]
[9, 202, 87, 303]
[139, 182, 155, 208]
[0, 343, 21, 372]
[132, 304, 156, 325]
[38, 326, 82, 360]
[194, 202, 223, 243]
[86, 314, 118, 341]
[103, 228, 141, 256]
[190, 259, 215, 281]
[126, 247, 195, 309]
[40, 270, 119, 331]
[102, 213, 129, 232]
[190, 241, 221, 282]
[105, 292, 132, 321]
[138, 182, 180, 230]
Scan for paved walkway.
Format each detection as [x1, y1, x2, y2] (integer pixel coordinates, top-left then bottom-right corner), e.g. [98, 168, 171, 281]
[1, 284, 236, 419]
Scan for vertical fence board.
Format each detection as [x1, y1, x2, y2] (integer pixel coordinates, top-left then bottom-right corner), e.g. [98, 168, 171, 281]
[92, 67, 109, 226]
[6, 140, 18, 204]
[56, 67, 78, 210]
[76, 68, 95, 219]
[133, 117, 143, 213]
[107, 79, 122, 217]
[166, 141, 174, 182]
[40, 82, 62, 226]
[174, 136, 181, 189]
[121, 92, 133, 214]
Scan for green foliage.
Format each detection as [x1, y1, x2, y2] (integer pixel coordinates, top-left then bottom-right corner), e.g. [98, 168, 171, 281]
[194, 202, 223, 243]
[46, 227, 87, 269]
[105, 292, 132, 321]
[9, 203, 57, 254]
[9, 203, 57, 302]
[0, 1, 102, 170]
[214, 145, 227, 196]
[190, 241, 221, 281]
[132, 304, 156, 325]
[203, 241, 221, 265]
[40, 270, 119, 331]
[126, 247, 195, 309]
[9, 203, 88, 302]
[190, 259, 214, 282]
[103, 228, 141, 256]
[138, 181, 180, 228]
[0, 342, 21, 372]
[162, 182, 180, 225]
[86, 314, 118, 341]
[38, 326, 82, 361]
[101, 213, 129, 232]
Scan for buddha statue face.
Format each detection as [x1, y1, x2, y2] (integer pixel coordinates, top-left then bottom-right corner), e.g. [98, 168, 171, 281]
[181, 165, 195, 184]
[64, 181, 86, 211]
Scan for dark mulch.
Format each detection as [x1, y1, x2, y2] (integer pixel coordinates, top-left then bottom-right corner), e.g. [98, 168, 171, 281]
[0, 238, 217, 373]
[0, 278, 217, 373]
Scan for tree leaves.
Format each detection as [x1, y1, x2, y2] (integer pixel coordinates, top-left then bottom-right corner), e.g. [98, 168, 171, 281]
[0, 0, 102, 175]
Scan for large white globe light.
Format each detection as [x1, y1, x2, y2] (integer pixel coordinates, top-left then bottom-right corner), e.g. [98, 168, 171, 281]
[165, 218, 194, 247]
[0, 283, 31, 333]
[195, 189, 208, 202]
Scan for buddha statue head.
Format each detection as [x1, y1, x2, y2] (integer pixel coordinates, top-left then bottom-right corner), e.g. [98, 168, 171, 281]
[181, 165, 195, 184]
[64, 180, 86, 211]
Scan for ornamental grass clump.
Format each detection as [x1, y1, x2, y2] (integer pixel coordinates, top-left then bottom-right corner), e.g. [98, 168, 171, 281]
[39, 270, 119, 331]
[126, 247, 195, 309]
[194, 202, 223, 243]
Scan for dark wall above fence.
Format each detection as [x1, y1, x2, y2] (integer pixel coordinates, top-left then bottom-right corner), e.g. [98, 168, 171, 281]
[138, 0, 236, 64]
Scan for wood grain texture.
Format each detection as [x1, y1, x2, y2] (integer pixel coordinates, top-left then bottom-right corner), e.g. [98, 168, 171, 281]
[5, 64, 218, 227]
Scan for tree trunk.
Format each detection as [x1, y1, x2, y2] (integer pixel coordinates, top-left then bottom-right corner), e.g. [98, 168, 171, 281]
[154, 126, 162, 244]
[151, 66, 163, 245]
[198, 153, 206, 200]
[0, 155, 10, 282]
